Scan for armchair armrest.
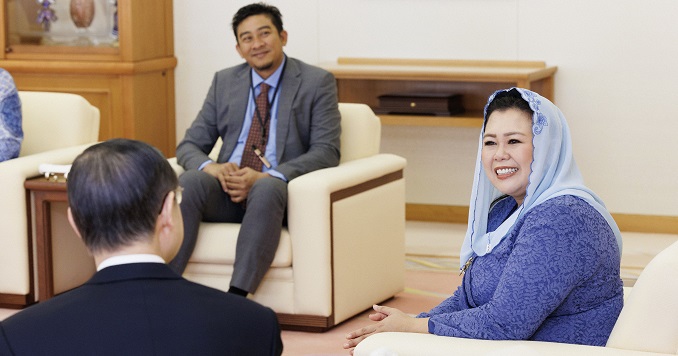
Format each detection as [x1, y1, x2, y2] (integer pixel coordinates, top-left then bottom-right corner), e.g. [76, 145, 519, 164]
[287, 153, 407, 320]
[167, 157, 185, 177]
[355, 332, 664, 356]
[0, 143, 95, 295]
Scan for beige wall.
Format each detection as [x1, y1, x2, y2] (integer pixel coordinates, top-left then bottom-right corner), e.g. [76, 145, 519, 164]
[173, 0, 678, 216]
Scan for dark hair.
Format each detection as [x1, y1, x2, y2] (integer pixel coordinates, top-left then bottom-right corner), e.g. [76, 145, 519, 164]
[67, 139, 178, 254]
[232, 2, 284, 40]
[484, 88, 534, 125]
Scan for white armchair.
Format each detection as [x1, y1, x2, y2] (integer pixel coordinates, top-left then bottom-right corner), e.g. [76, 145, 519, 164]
[169, 103, 407, 331]
[355, 240, 678, 355]
[0, 91, 99, 308]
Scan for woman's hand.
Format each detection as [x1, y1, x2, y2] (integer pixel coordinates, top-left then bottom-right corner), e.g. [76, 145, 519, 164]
[343, 305, 429, 355]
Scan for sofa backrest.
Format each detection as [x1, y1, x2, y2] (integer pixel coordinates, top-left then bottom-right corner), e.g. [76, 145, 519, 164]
[18, 91, 100, 157]
[337, 102, 381, 163]
[606, 240, 678, 354]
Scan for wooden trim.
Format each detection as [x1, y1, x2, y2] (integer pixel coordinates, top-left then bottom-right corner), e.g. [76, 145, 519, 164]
[276, 313, 333, 332]
[0, 0, 7, 60]
[337, 57, 547, 69]
[330, 170, 404, 202]
[406, 203, 468, 223]
[5, 45, 119, 61]
[325, 60, 557, 83]
[407, 203, 678, 235]
[0, 293, 34, 309]
[612, 213, 678, 235]
[0, 57, 177, 75]
[379, 114, 483, 128]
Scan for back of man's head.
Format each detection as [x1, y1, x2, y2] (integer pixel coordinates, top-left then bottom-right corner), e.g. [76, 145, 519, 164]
[67, 138, 177, 254]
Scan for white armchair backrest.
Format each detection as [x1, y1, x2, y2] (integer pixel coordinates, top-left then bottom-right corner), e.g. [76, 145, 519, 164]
[606, 240, 678, 354]
[206, 102, 381, 164]
[337, 103, 381, 163]
[18, 91, 100, 157]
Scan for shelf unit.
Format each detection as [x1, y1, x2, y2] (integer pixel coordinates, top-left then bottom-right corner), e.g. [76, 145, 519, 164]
[322, 58, 557, 222]
[321, 58, 558, 128]
[0, 0, 177, 156]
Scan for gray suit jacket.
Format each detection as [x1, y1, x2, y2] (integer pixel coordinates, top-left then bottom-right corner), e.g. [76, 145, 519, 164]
[177, 57, 341, 181]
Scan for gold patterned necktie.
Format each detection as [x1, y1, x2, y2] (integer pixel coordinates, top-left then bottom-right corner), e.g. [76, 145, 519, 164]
[240, 83, 270, 171]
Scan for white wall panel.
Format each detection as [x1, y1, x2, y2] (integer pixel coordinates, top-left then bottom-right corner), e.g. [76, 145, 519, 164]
[174, 0, 678, 215]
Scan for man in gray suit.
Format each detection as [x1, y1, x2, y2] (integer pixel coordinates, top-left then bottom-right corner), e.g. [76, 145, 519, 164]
[170, 3, 341, 296]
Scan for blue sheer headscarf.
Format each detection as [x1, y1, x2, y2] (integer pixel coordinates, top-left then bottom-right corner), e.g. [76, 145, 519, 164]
[459, 88, 622, 269]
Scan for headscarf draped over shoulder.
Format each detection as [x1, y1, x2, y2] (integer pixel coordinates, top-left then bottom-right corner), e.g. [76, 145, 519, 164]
[459, 87, 622, 269]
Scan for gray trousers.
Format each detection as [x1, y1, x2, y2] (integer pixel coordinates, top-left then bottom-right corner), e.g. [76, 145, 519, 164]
[169, 169, 287, 293]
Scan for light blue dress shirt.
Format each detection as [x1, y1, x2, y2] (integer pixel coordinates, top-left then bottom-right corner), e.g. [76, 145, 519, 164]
[199, 57, 286, 181]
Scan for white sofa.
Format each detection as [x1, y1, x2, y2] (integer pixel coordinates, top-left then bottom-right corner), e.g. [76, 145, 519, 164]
[355, 240, 678, 355]
[0, 91, 99, 308]
[169, 103, 407, 331]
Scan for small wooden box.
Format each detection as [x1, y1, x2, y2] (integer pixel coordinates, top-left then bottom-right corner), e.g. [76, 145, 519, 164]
[375, 93, 464, 116]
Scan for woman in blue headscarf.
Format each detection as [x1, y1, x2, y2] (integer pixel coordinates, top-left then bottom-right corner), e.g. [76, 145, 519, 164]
[345, 88, 624, 352]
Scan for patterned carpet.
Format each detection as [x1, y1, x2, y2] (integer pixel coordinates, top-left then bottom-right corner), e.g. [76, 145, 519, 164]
[405, 255, 458, 272]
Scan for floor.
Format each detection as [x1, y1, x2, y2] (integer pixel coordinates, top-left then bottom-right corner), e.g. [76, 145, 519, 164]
[2, 221, 677, 355]
[402, 221, 678, 284]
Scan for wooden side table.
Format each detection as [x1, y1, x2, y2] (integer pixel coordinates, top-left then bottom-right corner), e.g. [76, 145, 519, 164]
[24, 176, 68, 301]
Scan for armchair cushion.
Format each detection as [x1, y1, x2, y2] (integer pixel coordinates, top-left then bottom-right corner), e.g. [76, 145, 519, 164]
[18, 91, 99, 156]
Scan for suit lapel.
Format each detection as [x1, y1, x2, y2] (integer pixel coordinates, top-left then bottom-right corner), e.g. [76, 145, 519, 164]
[220, 65, 251, 161]
[275, 58, 301, 162]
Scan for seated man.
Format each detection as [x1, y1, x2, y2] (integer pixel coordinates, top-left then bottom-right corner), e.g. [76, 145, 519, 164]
[170, 3, 341, 297]
[0, 139, 283, 355]
[0, 68, 22, 162]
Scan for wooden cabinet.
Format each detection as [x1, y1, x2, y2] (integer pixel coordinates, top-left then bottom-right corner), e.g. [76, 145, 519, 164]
[0, 0, 177, 156]
[321, 58, 557, 128]
[322, 58, 557, 223]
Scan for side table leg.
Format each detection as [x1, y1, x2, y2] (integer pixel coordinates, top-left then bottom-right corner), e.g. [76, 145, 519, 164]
[34, 193, 55, 301]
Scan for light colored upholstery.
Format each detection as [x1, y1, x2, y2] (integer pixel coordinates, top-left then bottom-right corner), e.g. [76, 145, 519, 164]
[169, 103, 407, 330]
[355, 240, 678, 355]
[0, 91, 99, 306]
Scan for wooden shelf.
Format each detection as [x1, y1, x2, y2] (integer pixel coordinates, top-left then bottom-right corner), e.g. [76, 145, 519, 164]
[322, 58, 557, 128]
[379, 114, 483, 128]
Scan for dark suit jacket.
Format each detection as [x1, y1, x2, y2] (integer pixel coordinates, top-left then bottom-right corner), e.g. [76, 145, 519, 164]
[0, 263, 283, 356]
[176, 57, 341, 181]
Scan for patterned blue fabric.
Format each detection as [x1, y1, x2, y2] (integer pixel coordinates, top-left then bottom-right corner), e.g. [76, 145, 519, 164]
[418, 195, 623, 346]
[0, 68, 22, 162]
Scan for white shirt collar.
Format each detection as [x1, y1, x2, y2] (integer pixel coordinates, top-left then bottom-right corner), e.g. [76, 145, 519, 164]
[97, 254, 165, 271]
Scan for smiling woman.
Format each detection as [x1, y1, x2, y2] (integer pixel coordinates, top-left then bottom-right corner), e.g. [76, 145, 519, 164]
[345, 88, 625, 353]
[481, 101, 533, 206]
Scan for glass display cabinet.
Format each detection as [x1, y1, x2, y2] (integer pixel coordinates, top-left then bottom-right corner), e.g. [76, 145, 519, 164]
[0, 0, 177, 156]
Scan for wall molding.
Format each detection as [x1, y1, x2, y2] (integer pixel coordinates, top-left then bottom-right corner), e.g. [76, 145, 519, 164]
[406, 204, 678, 235]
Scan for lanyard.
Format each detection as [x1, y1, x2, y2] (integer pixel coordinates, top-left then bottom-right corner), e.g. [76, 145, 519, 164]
[249, 60, 287, 146]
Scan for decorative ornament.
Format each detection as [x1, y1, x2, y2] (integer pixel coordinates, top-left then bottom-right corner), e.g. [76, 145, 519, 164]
[111, 0, 118, 39]
[70, 0, 96, 29]
[36, 0, 58, 32]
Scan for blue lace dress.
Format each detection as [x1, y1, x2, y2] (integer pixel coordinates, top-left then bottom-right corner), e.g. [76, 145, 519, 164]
[0, 68, 22, 162]
[418, 195, 624, 346]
